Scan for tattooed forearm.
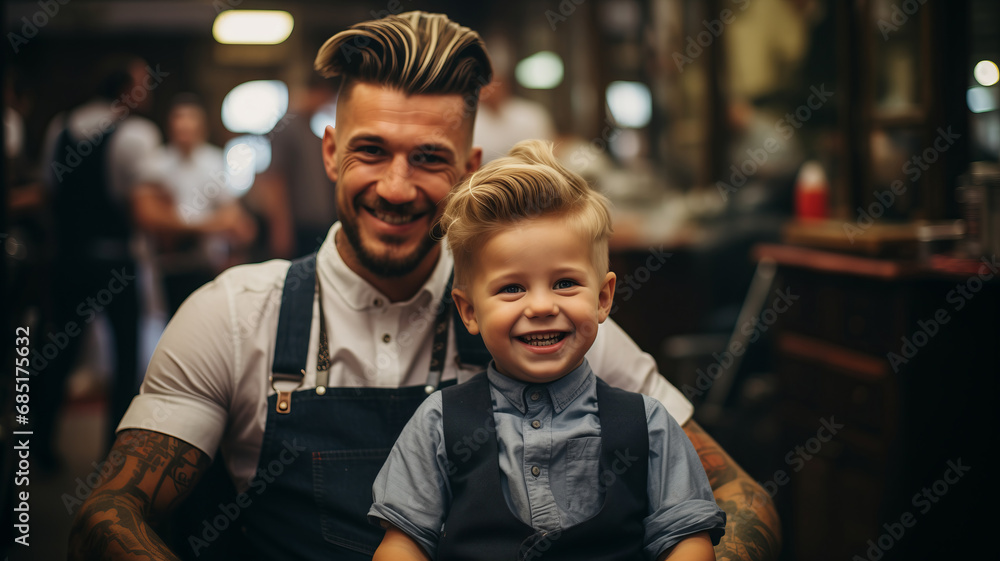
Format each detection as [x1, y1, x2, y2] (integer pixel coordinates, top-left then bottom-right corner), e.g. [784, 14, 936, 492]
[685, 421, 740, 489]
[684, 421, 781, 561]
[72, 493, 182, 561]
[68, 430, 211, 561]
[713, 482, 779, 561]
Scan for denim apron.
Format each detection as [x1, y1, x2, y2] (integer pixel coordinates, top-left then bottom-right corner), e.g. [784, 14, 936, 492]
[439, 373, 649, 561]
[237, 253, 487, 560]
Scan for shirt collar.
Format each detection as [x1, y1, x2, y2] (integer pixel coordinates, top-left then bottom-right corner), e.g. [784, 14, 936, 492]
[486, 359, 595, 415]
[318, 222, 454, 311]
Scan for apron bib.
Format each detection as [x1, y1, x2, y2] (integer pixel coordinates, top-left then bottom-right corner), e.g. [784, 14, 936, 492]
[235, 253, 481, 560]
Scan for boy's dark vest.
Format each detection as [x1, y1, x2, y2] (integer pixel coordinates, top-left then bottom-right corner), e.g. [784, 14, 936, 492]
[439, 372, 649, 561]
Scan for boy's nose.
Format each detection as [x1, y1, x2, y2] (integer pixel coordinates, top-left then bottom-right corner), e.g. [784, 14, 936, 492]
[525, 292, 559, 318]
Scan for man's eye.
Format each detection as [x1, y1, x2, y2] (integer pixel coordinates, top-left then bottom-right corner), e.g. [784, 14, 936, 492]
[359, 146, 382, 156]
[500, 285, 524, 294]
[554, 279, 577, 289]
[410, 152, 445, 165]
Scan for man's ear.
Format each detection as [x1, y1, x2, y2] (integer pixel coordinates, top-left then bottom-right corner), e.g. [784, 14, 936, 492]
[322, 125, 339, 182]
[597, 272, 616, 323]
[451, 287, 479, 335]
[465, 146, 482, 176]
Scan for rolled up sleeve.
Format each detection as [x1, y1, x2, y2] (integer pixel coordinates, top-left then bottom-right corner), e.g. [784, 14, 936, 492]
[368, 392, 452, 559]
[642, 396, 726, 559]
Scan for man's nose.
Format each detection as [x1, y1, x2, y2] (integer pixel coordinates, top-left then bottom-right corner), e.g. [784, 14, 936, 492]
[375, 155, 417, 204]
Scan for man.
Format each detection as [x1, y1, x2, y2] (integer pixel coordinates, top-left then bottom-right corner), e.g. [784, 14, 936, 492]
[253, 73, 340, 259]
[68, 12, 779, 561]
[38, 56, 161, 467]
[144, 94, 257, 315]
[473, 33, 557, 163]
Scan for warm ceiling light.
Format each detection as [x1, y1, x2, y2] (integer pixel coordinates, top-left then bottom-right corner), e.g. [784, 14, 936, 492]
[213, 10, 294, 45]
[974, 60, 999, 87]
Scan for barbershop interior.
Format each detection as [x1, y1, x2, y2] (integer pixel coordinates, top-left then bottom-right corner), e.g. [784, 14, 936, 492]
[3, 0, 998, 559]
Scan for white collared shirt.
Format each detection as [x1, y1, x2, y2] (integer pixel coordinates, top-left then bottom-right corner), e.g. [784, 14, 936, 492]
[118, 223, 693, 492]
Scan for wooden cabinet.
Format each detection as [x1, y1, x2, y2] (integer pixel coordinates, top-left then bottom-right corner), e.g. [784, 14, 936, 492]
[758, 244, 998, 560]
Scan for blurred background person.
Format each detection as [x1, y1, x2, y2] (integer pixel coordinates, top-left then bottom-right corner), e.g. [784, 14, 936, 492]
[5, 69, 47, 334]
[138, 93, 257, 317]
[252, 73, 339, 259]
[36, 55, 161, 467]
[473, 33, 556, 163]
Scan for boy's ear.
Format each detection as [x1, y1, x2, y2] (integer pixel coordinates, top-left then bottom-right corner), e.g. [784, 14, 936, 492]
[597, 272, 616, 323]
[451, 288, 480, 335]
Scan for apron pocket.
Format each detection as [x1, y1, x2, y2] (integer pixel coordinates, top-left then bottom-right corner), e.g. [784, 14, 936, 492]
[313, 447, 392, 555]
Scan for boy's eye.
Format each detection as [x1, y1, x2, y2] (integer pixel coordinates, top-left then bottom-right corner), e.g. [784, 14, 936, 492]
[554, 279, 577, 289]
[500, 285, 524, 294]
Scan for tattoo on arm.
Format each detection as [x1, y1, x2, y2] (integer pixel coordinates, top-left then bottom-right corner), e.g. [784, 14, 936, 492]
[69, 430, 212, 561]
[684, 421, 781, 561]
[684, 420, 741, 489]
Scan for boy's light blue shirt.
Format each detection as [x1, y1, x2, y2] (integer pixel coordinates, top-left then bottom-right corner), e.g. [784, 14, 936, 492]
[369, 359, 726, 559]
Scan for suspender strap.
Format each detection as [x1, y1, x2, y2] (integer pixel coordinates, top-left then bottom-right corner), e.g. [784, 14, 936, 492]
[271, 253, 318, 380]
[271, 256, 490, 405]
[593, 378, 649, 500]
[442, 372, 496, 487]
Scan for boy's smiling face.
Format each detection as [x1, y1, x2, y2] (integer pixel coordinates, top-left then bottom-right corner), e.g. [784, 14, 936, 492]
[452, 215, 616, 384]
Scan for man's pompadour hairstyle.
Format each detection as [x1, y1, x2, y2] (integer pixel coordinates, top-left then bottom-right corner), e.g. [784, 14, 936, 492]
[314, 11, 492, 98]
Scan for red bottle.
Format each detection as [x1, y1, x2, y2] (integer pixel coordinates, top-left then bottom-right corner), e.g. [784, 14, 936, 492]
[795, 161, 829, 220]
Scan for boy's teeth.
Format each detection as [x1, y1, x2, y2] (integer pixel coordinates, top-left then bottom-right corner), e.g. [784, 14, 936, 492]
[374, 210, 414, 224]
[519, 333, 565, 346]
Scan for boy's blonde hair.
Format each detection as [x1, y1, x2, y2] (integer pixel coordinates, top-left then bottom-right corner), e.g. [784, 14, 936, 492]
[314, 11, 491, 104]
[440, 140, 614, 287]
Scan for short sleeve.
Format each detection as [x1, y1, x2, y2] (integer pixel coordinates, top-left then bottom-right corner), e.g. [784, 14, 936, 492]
[642, 396, 726, 558]
[109, 117, 162, 201]
[368, 391, 451, 559]
[586, 319, 694, 425]
[116, 275, 235, 458]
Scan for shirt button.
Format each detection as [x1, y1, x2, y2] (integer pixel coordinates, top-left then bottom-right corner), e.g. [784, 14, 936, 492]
[531, 466, 540, 477]
[530, 392, 541, 401]
[373, 298, 383, 307]
[382, 333, 391, 343]
[531, 420, 541, 429]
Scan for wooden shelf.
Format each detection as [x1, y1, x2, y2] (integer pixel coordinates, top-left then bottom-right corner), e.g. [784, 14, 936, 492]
[753, 243, 921, 280]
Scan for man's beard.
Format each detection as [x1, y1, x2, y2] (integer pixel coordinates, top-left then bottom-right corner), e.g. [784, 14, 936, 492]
[340, 210, 441, 278]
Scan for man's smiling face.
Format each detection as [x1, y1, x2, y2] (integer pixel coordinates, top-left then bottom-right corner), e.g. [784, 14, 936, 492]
[322, 81, 481, 278]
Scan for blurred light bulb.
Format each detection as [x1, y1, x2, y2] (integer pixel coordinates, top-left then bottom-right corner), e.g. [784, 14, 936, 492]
[221, 80, 288, 135]
[606, 81, 652, 128]
[974, 60, 999, 87]
[515, 51, 564, 90]
[213, 10, 294, 45]
[967, 87, 998, 114]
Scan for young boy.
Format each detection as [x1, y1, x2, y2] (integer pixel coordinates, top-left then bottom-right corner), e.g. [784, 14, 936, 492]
[368, 140, 726, 560]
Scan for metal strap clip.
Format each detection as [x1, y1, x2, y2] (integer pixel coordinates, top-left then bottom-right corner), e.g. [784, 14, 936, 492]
[270, 371, 304, 414]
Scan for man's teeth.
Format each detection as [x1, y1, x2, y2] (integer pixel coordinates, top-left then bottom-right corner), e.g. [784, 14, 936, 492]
[519, 333, 565, 346]
[373, 209, 416, 224]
